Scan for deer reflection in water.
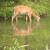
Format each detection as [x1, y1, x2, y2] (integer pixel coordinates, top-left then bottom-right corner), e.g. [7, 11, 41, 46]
[12, 23, 35, 36]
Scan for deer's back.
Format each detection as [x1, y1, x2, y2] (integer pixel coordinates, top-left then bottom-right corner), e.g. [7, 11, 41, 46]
[14, 5, 33, 15]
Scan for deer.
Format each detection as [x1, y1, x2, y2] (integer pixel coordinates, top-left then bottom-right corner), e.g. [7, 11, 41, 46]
[12, 5, 40, 25]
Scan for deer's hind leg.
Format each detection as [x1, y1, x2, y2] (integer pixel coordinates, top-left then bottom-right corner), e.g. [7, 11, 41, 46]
[12, 13, 18, 24]
[12, 14, 18, 26]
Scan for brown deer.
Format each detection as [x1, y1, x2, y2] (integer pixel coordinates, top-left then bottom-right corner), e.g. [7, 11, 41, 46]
[12, 5, 40, 24]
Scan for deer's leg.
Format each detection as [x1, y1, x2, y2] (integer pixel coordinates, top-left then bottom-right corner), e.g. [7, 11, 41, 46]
[12, 14, 17, 24]
[12, 15, 15, 24]
[26, 16, 27, 24]
[16, 13, 19, 24]
[16, 16, 18, 24]
[29, 16, 32, 26]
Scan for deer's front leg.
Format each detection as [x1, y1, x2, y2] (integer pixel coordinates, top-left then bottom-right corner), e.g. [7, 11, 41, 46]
[26, 16, 27, 24]
[16, 17, 18, 24]
[29, 16, 32, 26]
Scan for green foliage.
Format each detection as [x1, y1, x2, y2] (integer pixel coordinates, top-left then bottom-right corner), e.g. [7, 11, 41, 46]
[0, 0, 50, 20]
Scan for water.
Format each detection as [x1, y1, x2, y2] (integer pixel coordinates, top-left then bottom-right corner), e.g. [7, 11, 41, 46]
[0, 17, 50, 50]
